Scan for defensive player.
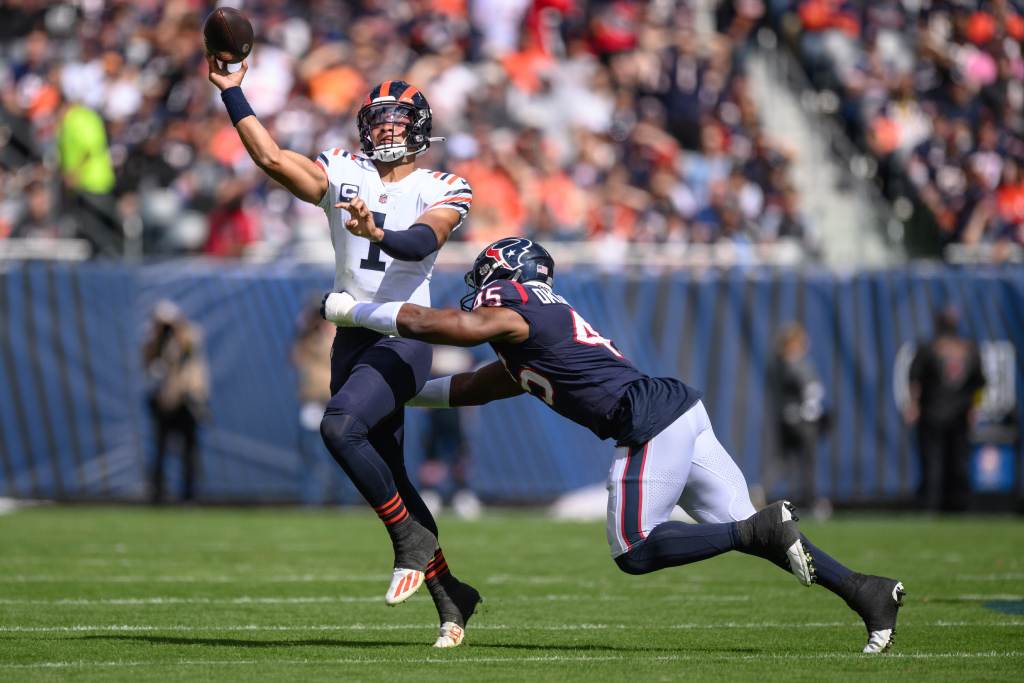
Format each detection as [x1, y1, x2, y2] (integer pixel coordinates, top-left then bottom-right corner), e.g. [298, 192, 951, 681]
[207, 56, 479, 647]
[322, 237, 907, 654]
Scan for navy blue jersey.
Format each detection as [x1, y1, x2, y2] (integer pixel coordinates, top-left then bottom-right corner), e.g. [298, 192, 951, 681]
[474, 280, 701, 446]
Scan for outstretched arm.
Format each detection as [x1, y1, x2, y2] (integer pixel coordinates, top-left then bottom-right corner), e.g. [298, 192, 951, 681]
[319, 295, 530, 407]
[450, 361, 524, 405]
[409, 360, 524, 408]
[321, 293, 530, 346]
[397, 304, 528, 345]
[207, 55, 328, 205]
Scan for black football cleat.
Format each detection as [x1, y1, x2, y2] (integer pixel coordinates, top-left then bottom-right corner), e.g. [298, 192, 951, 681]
[843, 573, 906, 653]
[736, 500, 815, 586]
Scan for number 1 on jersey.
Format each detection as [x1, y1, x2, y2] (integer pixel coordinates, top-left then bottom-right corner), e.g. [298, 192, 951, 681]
[360, 210, 388, 272]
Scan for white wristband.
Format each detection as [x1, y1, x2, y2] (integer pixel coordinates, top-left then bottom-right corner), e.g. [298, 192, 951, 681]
[350, 301, 402, 336]
[407, 376, 452, 408]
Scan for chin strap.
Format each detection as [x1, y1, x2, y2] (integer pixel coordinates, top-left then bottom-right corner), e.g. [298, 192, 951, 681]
[370, 136, 447, 161]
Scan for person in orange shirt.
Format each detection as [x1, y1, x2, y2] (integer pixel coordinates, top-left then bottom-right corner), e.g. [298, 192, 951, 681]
[996, 161, 1024, 227]
[452, 136, 525, 242]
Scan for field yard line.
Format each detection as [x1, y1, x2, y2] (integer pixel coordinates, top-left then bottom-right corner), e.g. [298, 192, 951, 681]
[0, 575, 747, 590]
[0, 597, 383, 605]
[0, 574, 391, 583]
[4, 593, 1021, 606]
[2, 620, 1021, 633]
[0, 594, 751, 605]
[2, 651, 1023, 669]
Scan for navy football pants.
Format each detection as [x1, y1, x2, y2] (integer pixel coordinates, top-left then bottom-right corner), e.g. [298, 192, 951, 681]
[320, 326, 438, 535]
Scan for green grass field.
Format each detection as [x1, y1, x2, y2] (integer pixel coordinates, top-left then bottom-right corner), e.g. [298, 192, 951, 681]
[0, 506, 1021, 682]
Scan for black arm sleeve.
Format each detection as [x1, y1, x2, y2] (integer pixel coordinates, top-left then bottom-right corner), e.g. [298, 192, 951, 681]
[376, 223, 439, 261]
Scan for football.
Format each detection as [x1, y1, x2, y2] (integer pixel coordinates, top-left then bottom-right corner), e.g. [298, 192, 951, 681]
[202, 7, 254, 64]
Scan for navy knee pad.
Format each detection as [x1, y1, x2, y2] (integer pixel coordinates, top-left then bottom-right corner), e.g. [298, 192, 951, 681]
[320, 412, 370, 452]
[614, 552, 649, 575]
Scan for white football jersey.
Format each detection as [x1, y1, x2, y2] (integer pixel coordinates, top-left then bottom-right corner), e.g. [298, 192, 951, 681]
[315, 148, 471, 305]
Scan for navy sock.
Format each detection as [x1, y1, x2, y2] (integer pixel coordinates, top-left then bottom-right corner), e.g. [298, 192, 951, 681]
[614, 521, 740, 575]
[801, 534, 854, 595]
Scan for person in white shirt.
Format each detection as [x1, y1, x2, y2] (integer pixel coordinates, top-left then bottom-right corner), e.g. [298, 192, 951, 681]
[207, 56, 479, 649]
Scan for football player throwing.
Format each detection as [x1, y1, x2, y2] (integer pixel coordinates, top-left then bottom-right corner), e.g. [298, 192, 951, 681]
[208, 58, 479, 648]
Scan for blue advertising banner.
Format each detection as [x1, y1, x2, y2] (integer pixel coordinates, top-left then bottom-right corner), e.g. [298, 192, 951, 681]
[0, 261, 1020, 503]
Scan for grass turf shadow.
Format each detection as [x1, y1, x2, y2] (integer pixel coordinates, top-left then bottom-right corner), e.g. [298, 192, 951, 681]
[80, 634, 695, 654]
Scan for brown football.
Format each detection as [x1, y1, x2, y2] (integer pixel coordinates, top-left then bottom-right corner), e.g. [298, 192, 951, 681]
[202, 7, 254, 64]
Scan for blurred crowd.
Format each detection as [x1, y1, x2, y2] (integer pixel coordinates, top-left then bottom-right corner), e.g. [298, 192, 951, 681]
[780, 0, 1024, 254]
[0, 0, 816, 259]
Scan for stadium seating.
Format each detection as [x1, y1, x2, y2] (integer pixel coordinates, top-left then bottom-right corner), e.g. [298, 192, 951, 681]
[2, 0, 819, 261]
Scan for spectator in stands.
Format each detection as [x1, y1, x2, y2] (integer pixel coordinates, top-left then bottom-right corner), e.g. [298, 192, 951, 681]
[57, 98, 121, 255]
[765, 322, 832, 519]
[203, 177, 260, 258]
[142, 300, 210, 505]
[11, 181, 61, 239]
[0, 1, 816, 262]
[905, 306, 987, 513]
[777, 0, 1024, 258]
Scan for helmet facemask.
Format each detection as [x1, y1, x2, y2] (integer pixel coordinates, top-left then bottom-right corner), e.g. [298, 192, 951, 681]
[358, 101, 430, 162]
[460, 262, 525, 310]
[460, 237, 556, 311]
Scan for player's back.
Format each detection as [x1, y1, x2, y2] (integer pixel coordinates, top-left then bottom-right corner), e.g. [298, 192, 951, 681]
[475, 280, 700, 446]
[315, 148, 471, 305]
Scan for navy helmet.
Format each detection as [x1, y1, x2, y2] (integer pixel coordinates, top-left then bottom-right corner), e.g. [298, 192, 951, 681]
[357, 80, 435, 162]
[461, 237, 555, 310]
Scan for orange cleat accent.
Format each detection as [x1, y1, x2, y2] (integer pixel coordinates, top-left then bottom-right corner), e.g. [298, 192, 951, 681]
[385, 567, 424, 605]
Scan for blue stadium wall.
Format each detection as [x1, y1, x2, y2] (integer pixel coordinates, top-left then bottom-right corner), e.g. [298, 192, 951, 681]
[0, 261, 1021, 503]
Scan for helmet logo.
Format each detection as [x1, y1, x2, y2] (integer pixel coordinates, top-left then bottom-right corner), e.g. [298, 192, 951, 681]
[484, 246, 512, 269]
[485, 238, 532, 271]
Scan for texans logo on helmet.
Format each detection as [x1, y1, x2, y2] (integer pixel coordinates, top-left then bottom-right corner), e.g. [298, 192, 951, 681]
[486, 238, 533, 270]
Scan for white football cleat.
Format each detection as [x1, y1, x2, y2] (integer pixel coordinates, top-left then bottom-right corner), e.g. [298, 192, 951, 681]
[780, 504, 815, 587]
[846, 576, 906, 654]
[863, 628, 894, 654]
[433, 621, 465, 648]
[385, 567, 424, 605]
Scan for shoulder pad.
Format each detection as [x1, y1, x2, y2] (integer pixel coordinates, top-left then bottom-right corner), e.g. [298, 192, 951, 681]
[472, 279, 531, 310]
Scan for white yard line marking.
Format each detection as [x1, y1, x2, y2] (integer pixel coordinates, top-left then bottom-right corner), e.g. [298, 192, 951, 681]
[0, 597, 382, 606]
[1, 620, 1020, 633]
[0, 592, 1018, 609]
[0, 594, 750, 605]
[1, 651, 1022, 669]
[0, 572, 836, 593]
[0, 574, 389, 583]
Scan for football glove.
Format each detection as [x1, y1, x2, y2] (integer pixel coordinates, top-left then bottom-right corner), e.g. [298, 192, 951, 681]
[320, 291, 357, 326]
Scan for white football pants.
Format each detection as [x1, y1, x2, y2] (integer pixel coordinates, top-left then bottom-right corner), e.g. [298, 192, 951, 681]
[606, 400, 758, 558]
